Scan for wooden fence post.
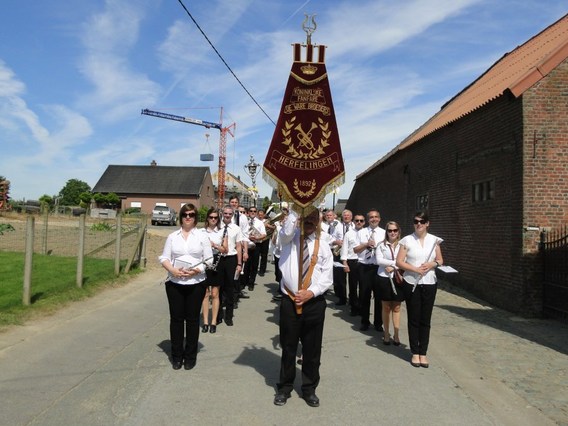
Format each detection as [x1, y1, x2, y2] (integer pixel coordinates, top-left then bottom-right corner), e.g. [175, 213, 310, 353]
[114, 214, 122, 276]
[23, 216, 34, 305]
[41, 209, 49, 255]
[76, 214, 85, 288]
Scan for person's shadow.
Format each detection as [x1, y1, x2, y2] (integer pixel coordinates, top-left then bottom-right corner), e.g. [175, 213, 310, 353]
[234, 344, 282, 389]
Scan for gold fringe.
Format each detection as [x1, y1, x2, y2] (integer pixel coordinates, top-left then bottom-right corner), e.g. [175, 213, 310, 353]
[262, 168, 345, 213]
[290, 72, 328, 86]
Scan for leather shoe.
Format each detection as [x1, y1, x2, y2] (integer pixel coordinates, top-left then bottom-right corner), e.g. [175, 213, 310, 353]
[209, 324, 217, 333]
[359, 324, 369, 331]
[225, 319, 234, 326]
[184, 359, 196, 370]
[238, 292, 250, 299]
[248, 285, 254, 291]
[303, 393, 320, 407]
[172, 360, 183, 370]
[201, 324, 209, 333]
[273, 392, 290, 406]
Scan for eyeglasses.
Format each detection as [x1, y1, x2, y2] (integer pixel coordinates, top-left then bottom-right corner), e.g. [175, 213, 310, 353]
[387, 229, 399, 233]
[249, 209, 257, 213]
[354, 219, 365, 223]
[413, 219, 427, 225]
[183, 212, 196, 218]
[208, 215, 219, 219]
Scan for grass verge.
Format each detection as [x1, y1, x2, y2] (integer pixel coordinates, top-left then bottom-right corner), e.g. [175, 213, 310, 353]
[0, 251, 142, 329]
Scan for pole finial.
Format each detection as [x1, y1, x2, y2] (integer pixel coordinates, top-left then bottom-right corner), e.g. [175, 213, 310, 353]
[302, 13, 317, 45]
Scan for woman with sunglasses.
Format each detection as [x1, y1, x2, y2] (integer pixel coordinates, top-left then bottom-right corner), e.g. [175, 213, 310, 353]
[200, 208, 228, 334]
[159, 204, 213, 370]
[396, 211, 443, 368]
[375, 221, 404, 346]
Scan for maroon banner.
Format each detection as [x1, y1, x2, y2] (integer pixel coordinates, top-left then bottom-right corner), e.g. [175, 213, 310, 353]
[263, 44, 344, 209]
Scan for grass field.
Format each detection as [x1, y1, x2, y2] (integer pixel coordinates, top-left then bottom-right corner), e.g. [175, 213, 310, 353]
[0, 251, 141, 328]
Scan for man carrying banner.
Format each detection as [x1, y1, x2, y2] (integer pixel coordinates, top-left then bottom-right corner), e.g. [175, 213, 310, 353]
[273, 207, 333, 407]
[262, 15, 344, 408]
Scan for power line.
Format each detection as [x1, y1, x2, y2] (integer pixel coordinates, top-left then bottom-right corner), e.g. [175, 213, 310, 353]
[176, 0, 276, 126]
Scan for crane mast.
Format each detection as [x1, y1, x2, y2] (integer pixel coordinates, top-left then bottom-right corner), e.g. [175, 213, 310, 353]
[141, 108, 235, 208]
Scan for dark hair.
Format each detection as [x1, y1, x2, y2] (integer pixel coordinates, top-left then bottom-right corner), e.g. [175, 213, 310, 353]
[179, 203, 198, 224]
[414, 210, 429, 222]
[206, 207, 220, 230]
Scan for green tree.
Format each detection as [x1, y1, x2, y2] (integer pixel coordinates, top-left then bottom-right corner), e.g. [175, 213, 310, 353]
[39, 194, 54, 212]
[105, 192, 120, 207]
[58, 179, 91, 206]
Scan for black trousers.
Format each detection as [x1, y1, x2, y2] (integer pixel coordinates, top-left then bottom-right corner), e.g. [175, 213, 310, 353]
[278, 295, 326, 396]
[403, 283, 437, 355]
[357, 263, 381, 327]
[165, 281, 207, 363]
[217, 255, 237, 322]
[274, 255, 282, 284]
[242, 247, 260, 288]
[346, 259, 360, 311]
[333, 265, 347, 302]
[258, 239, 270, 274]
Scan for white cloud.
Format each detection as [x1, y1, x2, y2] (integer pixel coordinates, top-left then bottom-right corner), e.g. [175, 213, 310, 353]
[77, 0, 161, 121]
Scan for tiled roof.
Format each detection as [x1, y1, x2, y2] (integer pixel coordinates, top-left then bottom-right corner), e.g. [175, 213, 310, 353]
[358, 13, 568, 178]
[92, 165, 210, 195]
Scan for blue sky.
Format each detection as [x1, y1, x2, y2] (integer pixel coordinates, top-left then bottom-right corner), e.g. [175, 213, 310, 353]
[1, 0, 566, 206]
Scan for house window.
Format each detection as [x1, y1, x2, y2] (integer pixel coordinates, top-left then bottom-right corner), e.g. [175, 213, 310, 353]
[130, 201, 142, 208]
[416, 194, 429, 211]
[472, 180, 494, 203]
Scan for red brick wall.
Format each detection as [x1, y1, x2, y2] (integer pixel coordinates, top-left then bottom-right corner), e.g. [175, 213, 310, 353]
[347, 59, 568, 316]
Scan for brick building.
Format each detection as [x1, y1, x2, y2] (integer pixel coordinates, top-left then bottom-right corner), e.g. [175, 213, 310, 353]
[346, 14, 568, 316]
[92, 164, 215, 214]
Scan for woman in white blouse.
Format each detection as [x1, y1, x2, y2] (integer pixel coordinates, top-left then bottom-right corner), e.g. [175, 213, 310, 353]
[159, 204, 213, 370]
[396, 211, 443, 368]
[200, 208, 228, 334]
[375, 221, 404, 346]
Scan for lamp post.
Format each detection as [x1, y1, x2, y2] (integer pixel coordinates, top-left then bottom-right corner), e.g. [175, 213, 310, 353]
[332, 187, 340, 211]
[243, 155, 260, 207]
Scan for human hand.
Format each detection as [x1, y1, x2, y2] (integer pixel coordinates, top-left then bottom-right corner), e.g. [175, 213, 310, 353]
[294, 289, 314, 305]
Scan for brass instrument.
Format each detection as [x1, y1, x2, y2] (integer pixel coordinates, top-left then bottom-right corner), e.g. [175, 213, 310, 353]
[262, 211, 285, 242]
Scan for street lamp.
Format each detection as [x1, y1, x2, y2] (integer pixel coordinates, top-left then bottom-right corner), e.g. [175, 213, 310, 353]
[243, 155, 261, 207]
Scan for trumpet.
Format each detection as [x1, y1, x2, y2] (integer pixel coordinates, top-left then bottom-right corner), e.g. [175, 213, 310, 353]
[262, 210, 286, 242]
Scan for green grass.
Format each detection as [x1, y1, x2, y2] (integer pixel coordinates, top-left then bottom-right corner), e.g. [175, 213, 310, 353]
[0, 251, 141, 328]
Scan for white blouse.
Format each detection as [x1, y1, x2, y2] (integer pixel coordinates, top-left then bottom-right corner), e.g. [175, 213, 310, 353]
[375, 241, 401, 277]
[399, 233, 443, 285]
[159, 228, 213, 285]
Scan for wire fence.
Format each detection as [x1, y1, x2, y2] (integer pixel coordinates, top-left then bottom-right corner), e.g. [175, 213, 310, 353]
[0, 212, 144, 258]
[0, 211, 148, 304]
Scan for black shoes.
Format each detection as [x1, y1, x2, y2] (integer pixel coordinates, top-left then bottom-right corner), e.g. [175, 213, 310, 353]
[209, 325, 217, 333]
[225, 319, 234, 326]
[202, 324, 209, 333]
[248, 285, 254, 291]
[172, 360, 183, 370]
[375, 325, 384, 333]
[184, 359, 196, 370]
[258, 272, 265, 277]
[273, 392, 291, 406]
[303, 394, 320, 407]
[238, 292, 250, 299]
[360, 324, 369, 331]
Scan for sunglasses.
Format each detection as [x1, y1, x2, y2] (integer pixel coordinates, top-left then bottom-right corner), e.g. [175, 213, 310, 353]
[249, 210, 257, 213]
[354, 219, 365, 223]
[387, 229, 399, 233]
[413, 219, 427, 225]
[183, 212, 197, 218]
[208, 215, 219, 219]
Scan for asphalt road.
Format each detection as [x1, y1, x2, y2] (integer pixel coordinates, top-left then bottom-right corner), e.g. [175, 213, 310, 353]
[0, 263, 566, 425]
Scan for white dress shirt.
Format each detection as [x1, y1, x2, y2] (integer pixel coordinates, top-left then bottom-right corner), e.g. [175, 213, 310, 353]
[356, 226, 386, 264]
[278, 211, 333, 297]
